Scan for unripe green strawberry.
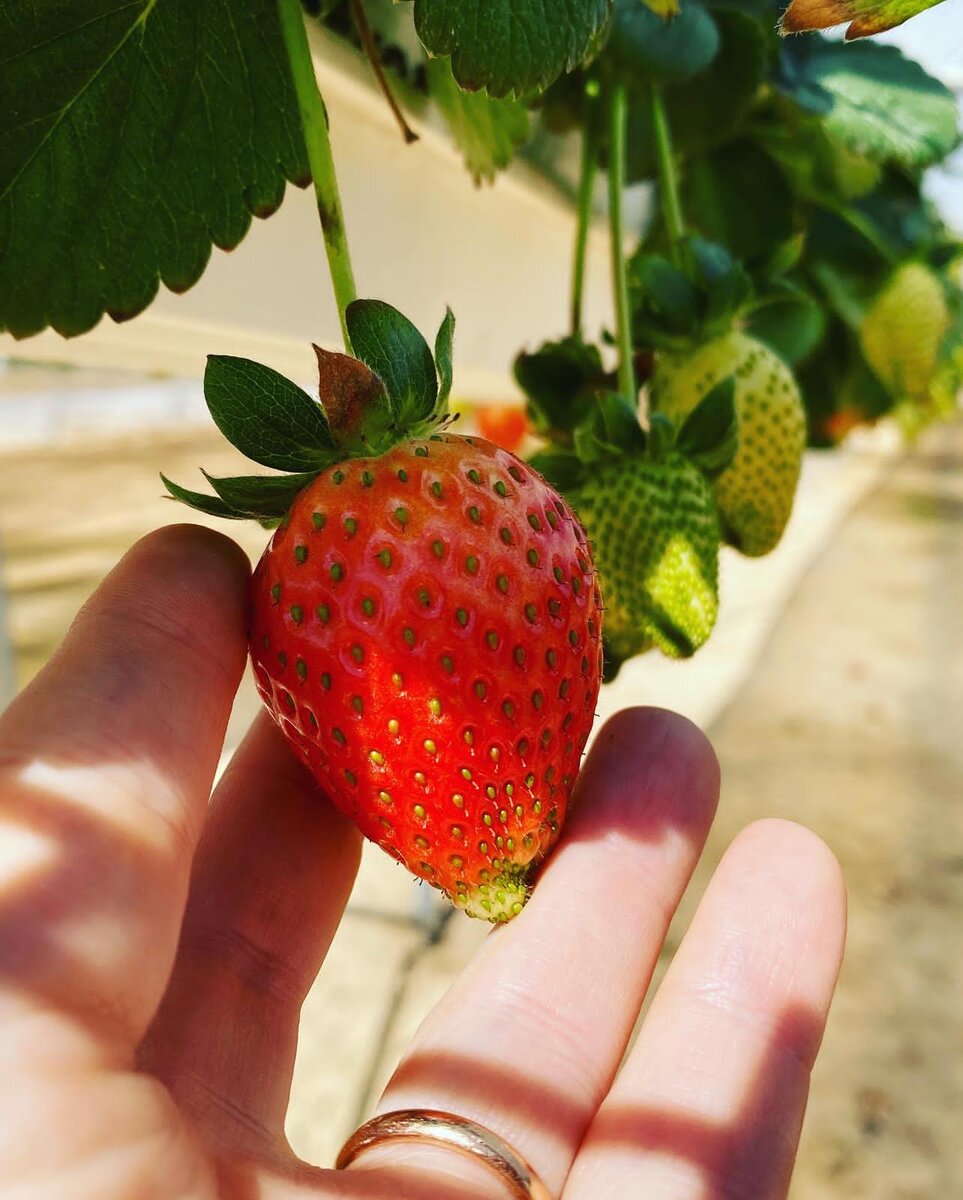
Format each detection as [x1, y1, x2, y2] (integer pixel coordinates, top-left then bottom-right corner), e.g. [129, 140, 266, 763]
[572, 451, 720, 669]
[861, 262, 950, 399]
[653, 331, 805, 557]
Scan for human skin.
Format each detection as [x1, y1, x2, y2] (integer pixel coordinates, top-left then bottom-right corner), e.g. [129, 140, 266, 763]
[0, 525, 846, 1200]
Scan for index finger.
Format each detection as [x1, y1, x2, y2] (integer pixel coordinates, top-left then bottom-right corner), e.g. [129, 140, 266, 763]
[0, 524, 249, 1061]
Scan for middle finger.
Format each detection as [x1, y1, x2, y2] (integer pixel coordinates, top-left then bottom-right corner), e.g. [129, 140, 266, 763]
[357, 708, 719, 1198]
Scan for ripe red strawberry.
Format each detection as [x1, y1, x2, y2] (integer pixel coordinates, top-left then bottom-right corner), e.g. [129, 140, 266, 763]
[165, 301, 603, 921]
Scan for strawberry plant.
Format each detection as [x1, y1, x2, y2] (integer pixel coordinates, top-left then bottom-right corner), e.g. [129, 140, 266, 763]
[1, 0, 960, 914]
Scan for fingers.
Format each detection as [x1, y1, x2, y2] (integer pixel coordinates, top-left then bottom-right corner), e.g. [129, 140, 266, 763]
[140, 713, 362, 1159]
[349, 709, 720, 1199]
[564, 819, 847, 1200]
[0, 525, 249, 1059]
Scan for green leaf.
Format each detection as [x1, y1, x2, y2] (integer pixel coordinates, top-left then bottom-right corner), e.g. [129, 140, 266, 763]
[0, 0, 309, 339]
[745, 292, 827, 365]
[809, 259, 872, 328]
[426, 57, 530, 182]
[626, 10, 766, 180]
[780, 0, 947, 40]
[160, 475, 246, 520]
[759, 233, 806, 281]
[346, 300, 439, 431]
[435, 308, 456, 409]
[684, 140, 795, 265]
[204, 356, 336, 472]
[413, 0, 612, 98]
[777, 39, 959, 169]
[608, 0, 720, 87]
[675, 377, 738, 476]
[202, 470, 318, 517]
[514, 337, 605, 440]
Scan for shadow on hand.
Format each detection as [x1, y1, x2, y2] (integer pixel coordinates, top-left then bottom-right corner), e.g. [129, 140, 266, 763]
[380, 1003, 824, 1199]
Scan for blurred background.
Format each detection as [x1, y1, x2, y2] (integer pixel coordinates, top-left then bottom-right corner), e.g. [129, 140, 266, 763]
[1, 4, 961, 1196]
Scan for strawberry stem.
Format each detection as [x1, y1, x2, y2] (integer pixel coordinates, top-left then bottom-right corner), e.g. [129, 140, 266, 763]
[278, 0, 358, 351]
[608, 82, 637, 410]
[650, 83, 686, 266]
[570, 83, 600, 338]
[349, 0, 419, 146]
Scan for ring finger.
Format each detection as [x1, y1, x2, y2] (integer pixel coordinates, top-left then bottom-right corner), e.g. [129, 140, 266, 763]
[344, 707, 720, 1198]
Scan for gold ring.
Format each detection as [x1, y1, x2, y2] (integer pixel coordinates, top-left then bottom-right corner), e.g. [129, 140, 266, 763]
[336, 1108, 553, 1200]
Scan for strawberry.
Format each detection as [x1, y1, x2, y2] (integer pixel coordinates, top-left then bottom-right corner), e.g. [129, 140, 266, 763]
[861, 262, 950, 400]
[530, 386, 733, 678]
[165, 301, 603, 921]
[573, 450, 720, 668]
[653, 331, 806, 558]
[476, 403, 529, 452]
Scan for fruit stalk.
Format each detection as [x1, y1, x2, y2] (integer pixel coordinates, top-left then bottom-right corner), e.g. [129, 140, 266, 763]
[348, 0, 419, 145]
[608, 82, 637, 409]
[278, 0, 358, 351]
[650, 83, 686, 266]
[570, 87, 600, 338]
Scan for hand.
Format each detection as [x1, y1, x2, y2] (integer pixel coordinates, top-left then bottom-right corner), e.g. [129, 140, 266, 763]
[0, 525, 845, 1200]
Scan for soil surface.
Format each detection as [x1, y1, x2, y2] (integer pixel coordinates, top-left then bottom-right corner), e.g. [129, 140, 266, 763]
[701, 422, 963, 1198]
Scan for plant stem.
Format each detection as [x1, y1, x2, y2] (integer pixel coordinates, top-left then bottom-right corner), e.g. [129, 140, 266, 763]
[570, 91, 599, 338]
[608, 83, 637, 409]
[278, 0, 357, 350]
[650, 83, 686, 265]
[349, 0, 419, 145]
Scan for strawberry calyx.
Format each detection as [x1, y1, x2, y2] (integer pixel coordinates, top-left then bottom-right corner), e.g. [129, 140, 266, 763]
[524, 383, 735, 681]
[527, 378, 738, 492]
[162, 299, 455, 522]
[629, 234, 753, 352]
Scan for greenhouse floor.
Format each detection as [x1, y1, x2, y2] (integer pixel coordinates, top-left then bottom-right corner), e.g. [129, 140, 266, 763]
[0, 418, 960, 1196]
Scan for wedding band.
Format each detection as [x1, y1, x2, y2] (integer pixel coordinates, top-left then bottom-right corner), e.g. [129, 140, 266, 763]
[336, 1108, 553, 1199]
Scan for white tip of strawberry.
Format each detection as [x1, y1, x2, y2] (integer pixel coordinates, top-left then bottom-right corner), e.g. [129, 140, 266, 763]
[460, 867, 531, 923]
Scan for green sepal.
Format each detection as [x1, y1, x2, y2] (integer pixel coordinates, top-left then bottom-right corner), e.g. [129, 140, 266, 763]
[346, 299, 440, 439]
[630, 255, 699, 341]
[573, 391, 648, 463]
[675, 377, 739, 477]
[690, 238, 754, 326]
[527, 450, 585, 493]
[201, 470, 319, 518]
[645, 412, 676, 463]
[204, 356, 337, 472]
[435, 308, 456, 409]
[630, 237, 752, 349]
[165, 300, 458, 524]
[514, 336, 606, 443]
[745, 292, 827, 366]
[160, 474, 247, 520]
